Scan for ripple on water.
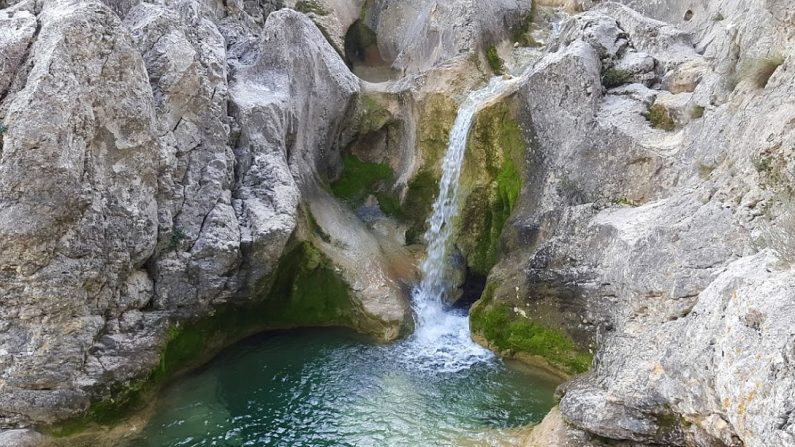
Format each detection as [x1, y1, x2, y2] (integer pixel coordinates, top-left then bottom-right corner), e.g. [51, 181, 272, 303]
[125, 328, 558, 447]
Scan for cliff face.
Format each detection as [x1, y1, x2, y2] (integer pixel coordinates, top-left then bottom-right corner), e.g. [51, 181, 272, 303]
[0, 0, 793, 446]
[480, 1, 795, 446]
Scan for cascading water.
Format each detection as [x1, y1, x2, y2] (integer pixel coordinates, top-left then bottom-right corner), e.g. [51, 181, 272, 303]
[405, 75, 525, 373]
[126, 74, 560, 447]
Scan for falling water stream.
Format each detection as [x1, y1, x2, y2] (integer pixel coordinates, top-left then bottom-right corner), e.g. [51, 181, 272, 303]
[124, 76, 555, 447]
[408, 76, 525, 373]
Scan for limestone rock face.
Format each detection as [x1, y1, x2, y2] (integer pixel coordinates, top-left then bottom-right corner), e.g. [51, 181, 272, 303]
[364, 0, 532, 74]
[482, 1, 795, 446]
[0, 0, 159, 426]
[0, 0, 410, 431]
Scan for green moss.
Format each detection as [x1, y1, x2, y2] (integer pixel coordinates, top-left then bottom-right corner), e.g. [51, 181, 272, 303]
[470, 287, 592, 375]
[485, 45, 505, 75]
[418, 95, 457, 170]
[375, 192, 403, 217]
[612, 197, 638, 207]
[601, 68, 633, 88]
[512, 11, 540, 47]
[258, 240, 356, 327]
[294, 0, 328, 15]
[690, 105, 705, 119]
[457, 101, 524, 275]
[401, 95, 457, 243]
[357, 94, 392, 136]
[403, 171, 438, 244]
[46, 379, 151, 437]
[646, 103, 676, 131]
[331, 155, 393, 205]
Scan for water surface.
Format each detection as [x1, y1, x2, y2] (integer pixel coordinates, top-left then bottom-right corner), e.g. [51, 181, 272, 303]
[125, 328, 558, 447]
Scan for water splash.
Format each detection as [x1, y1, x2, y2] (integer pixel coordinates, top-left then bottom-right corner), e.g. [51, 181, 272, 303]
[405, 76, 525, 373]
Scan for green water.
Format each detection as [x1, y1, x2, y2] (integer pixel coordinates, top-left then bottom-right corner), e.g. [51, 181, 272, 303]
[124, 328, 558, 447]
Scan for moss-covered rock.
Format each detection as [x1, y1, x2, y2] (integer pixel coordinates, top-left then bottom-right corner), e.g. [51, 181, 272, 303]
[646, 103, 676, 131]
[485, 45, 505, 75]
[456, 100, 525, 276]
[257, 239, 359, 327]
[470, 283, 592, 376]
[403, 170, 438, 244]
[356, 93, 393, 136]
[400, 94, 458, 242]
[331, 154, 393, 204]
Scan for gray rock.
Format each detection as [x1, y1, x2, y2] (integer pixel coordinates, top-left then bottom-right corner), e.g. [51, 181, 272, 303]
[486, 1, 795, 446]
[0, 5, 35, 98]
[366, 0, 532, 74]
[0, 0, 158, 426]
[0, 429, 44, 447]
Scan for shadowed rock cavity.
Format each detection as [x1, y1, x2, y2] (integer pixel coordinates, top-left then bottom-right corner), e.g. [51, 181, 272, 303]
[344, 19, 396, 82]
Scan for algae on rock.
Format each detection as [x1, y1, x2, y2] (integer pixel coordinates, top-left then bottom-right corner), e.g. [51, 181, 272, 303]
[470, 283, 592, 376]
[456, 100, 526, 277]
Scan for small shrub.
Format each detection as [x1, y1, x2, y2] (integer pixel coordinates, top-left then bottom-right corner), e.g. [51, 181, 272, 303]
[690, 105, 705, 119]
[485, 45, 505, 75]
[748, 55, 784, 88]
[295, 0, 328, 16]
[646, 104, 676, 131]
[0, 122, 7, 134]
[169, 227, 187, 250]
[601, 68, 633, 88]
[612, 197, 638, 207]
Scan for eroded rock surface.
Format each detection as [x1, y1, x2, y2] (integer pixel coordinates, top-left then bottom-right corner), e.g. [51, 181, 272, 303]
[1, 0, 794, 446]
[477, 1, 795, 446]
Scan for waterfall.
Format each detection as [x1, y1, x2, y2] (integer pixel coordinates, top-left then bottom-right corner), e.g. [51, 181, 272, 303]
[404, 76, 524, 373]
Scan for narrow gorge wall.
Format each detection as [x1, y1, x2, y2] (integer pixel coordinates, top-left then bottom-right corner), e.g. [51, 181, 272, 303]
[1, 0, 794, 446]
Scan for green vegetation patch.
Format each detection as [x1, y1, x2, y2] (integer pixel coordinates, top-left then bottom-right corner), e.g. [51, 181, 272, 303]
[512, 10, 540, 48]
[601, 67, 633, 89]
[646, 103, 676, 131]
[258, 240, 356, 327]
[357, 94, 392, 136]
[470, 285, 592, 375]
[294, 0, 328, 15]
[0, 121, 7, 134]
[401, 95, 457, 243]
[457, 101, 524, 275]
[169, 227, 187, 251]
[612, 197, 638, 207]
[331, 155, 393, 205]
[486, 45, 505, 75]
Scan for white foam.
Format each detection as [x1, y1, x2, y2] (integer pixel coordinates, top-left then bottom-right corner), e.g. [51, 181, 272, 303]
[405, 76, 525, 373]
